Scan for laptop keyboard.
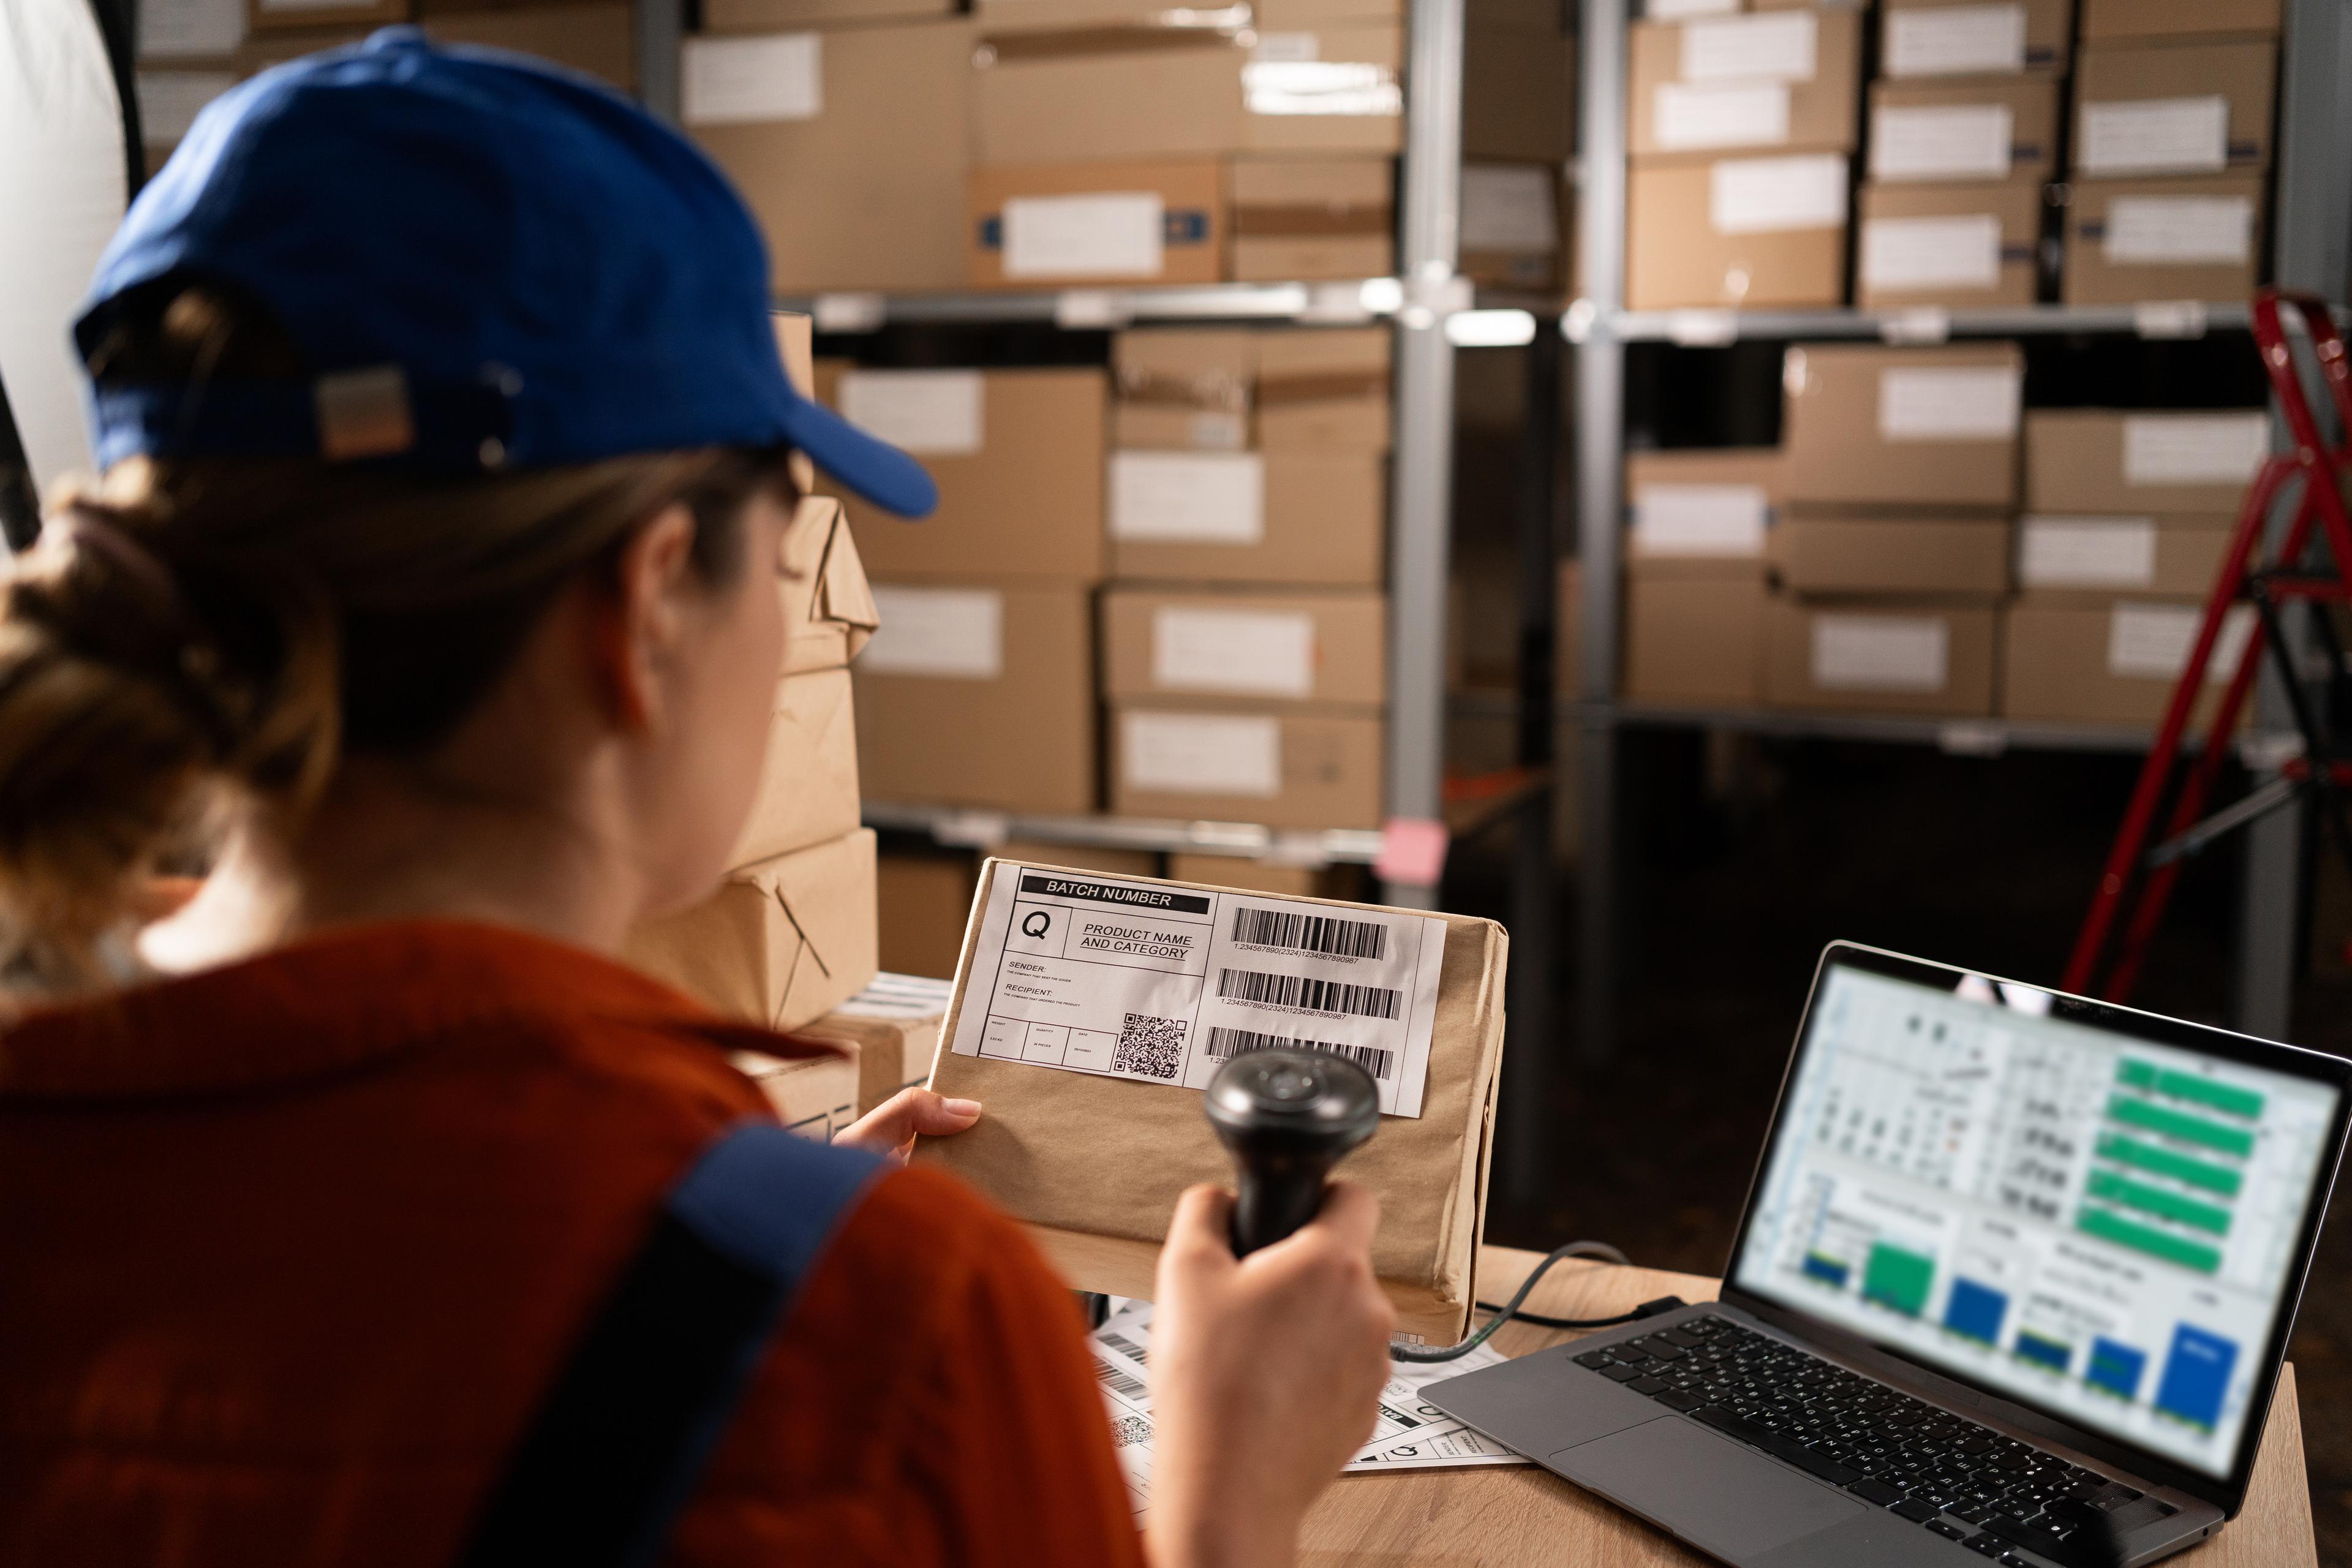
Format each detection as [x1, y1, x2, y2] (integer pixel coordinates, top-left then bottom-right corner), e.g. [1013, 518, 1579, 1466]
[1571, 1314, 2177, 1566]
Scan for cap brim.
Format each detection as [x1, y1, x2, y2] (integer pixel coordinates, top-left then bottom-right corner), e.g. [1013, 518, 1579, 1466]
[777, 393, 937, 518]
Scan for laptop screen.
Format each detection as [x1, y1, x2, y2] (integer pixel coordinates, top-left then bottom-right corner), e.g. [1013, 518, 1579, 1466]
[1730, 956, 2343, 1481]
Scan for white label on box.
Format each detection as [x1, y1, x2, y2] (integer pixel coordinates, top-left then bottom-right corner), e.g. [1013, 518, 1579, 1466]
[135, 71, 236, 143]
[1877, 365, 2021, 442]
[1125, 712, 1283, 797]
[1861, 214, 2003, 291]
[1681, 12, 1817, 84]
[1110, 453, 1267, 544]
[1187, 412, 1250, 450]
[1869, 104, 2013, 181]
[1883, 4, 2026, 79]
[857, 587, 1002, 680]
[2123, 413, 2269, 486]
[948, 861, 1450, 1116]
[1460, 164, 1559, 252]
[2018, 518, 2160, 588]
[1253, 31, 1319, 61]
[681, 34, 821, 126]
[1632, 483, 1769, 556]
[2104, 196, 2255, 265]
[1812, 614, 1950, 693]
[1003, 193, 1164, 279]
[1244, 61, 1403, 118]
[2109, 602, 2256, 684]
[1654, 83, 1792, 151]
[139, 0, 243, 58]
[2079, 96, 2229, 176]
[1709, 155, 1849, 236]
[1152, 608, 1318, 698]
[1648, 0, 1740, 15]
[838, 371, 984, 456]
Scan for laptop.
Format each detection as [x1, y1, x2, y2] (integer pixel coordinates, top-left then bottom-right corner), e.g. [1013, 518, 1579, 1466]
[1427, 942, 2351, 1568]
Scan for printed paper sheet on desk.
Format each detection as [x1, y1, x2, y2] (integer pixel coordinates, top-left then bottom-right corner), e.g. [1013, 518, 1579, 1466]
[948, 867, 1448, 1117]
[1087, 1300, 1528, 1515]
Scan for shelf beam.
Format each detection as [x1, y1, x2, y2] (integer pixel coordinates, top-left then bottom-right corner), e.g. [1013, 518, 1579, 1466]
[862, 802, 1385, 867]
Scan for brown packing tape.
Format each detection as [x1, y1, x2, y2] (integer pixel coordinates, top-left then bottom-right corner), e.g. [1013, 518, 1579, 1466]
[1254, 369, 1391, 406]
[914, 860, 1507, 1341]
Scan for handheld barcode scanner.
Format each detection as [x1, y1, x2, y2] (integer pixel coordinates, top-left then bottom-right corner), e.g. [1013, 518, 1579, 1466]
[1204, 1048, 1380, 1256]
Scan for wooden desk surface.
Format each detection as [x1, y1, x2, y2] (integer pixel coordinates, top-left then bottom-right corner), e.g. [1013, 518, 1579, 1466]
[1301, 1247, 2317, 1568]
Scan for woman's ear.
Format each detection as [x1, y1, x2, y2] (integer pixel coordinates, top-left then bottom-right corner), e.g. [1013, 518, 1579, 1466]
[587, 501, 699, 732]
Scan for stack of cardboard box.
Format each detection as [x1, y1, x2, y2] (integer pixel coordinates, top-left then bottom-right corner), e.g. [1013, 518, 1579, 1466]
[624, 320, 885, 1050]
[2064, 0, 2278, 305]
[2003, 409, 2264, 724]
[1855, 0, 2066, 311]
[1624, 7, 1863, 311]
[1619, 447, 1781, 708]
[1101, 326, 1390, 829]
[1766, 341, 2022, 716]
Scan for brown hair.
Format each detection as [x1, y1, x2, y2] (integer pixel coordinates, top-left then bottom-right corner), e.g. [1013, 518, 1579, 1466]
[0, 282, 796, 995]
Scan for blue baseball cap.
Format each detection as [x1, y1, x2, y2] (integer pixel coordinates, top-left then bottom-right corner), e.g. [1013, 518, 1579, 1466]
[75, 26, 935, 517]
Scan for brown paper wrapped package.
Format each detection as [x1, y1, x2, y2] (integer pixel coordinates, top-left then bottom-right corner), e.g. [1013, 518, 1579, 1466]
[914, 860, 1507, 1341]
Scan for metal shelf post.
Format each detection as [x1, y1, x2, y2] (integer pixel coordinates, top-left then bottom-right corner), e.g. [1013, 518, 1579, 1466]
[1381, 0, 1466, 908]
[635, 0, 680, 123]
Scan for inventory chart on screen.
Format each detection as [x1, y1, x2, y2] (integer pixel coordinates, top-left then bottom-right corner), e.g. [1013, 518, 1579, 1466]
[1733, 965, 2340, 1478]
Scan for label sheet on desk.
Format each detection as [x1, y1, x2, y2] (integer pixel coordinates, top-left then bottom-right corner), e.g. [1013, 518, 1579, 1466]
[1088, 1300, 1527, 1515]
[948, 865, 1448, 1117]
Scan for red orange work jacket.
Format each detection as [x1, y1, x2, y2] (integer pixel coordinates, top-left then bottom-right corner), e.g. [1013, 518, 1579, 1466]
[0, 921, 1147, 1567]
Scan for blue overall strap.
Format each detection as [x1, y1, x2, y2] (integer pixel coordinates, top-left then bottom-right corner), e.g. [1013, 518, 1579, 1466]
[459, 1125, 887, 1568]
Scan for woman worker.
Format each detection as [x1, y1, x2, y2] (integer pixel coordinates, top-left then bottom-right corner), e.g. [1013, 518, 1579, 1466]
[0, 29, 1395, 1567]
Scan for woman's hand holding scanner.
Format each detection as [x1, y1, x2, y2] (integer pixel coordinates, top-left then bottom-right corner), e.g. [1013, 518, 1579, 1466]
[836, 1088, 981, 1162]
[1147, 1182, 1394, 1568]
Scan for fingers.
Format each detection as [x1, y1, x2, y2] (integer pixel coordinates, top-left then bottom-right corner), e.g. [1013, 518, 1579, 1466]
[833, 1088, 982, 1158]
[1162, 1184, 1240, 1273]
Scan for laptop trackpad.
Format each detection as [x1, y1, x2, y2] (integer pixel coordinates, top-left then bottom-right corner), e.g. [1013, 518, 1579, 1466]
[1550, 1417, 1864, 1558]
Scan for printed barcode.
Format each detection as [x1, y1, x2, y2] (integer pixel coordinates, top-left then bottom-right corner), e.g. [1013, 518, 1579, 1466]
[1215, 967, 1402, 1021]
[1204, 1026, 1395, 1082]
[1101, 1330, 1149, 1365]
[1095, 1355, 1147, 1400]
[1231, 907, 1388, 960]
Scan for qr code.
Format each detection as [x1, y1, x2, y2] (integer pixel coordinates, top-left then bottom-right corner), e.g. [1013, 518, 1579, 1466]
[1110, 1414, 1153, 1448]
[1111, 1012, 1188, 1080]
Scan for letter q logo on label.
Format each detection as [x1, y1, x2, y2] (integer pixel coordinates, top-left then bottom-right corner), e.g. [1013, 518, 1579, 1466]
[1021, 911, 1053, 940]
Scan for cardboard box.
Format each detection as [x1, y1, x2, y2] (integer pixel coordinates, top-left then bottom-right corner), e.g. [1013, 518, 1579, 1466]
[2014, 515, 2236, 600]
[1463, 17, 1575, 162]
[625, 829, 881, 1033]
[1108, 703, 1383, 829]
[854, 580, 1097, 813]
[141, 0, 246, 59]
[1230, 156, 1396, 284]
[1257, 327, 1392, 451]
[1628, 10, 1863, 158]
[998, 840, 1164, 878]
[1113, 326, 1390, 452]
[1624, 575, 1768, 707]
[1784, 342, 2024, 509]
[1102, 587, 1387, 709]
[1625, 446, 1785, 570]
[878, 849, 980, 979]
[917, 858, 1506, 1341]
[974, 26, 1403, 165]
[729, 1049, 861, 1140]
[730, 668, 861, 869]
[1460, 162, 1566, 292]
[1625, 154, 1850, 311]
[778, 495, 881, 676]
[706, 0, 950, 28]
[2081, 0, 2279, 43]
[1108, 450, 1384, 586]
[1880, 0, 2073, 80]
[421, 3, 635, 88]
[1769, 516, 2014, 596]
[1867, 76, 2061, 184]
[2002, 599, 2256, 726]
[968, 159, 1227, 288]
[2062, 173, 2266, 306]
[1164, 852, 1350, 898]
[688, 21, 974, 295]
[818, 366, 1106, 583]
[248, 0, 402, 35]
[1856, 178, 2042, 309]
[1765, 597, 1999, 715]
[790, 971, 954, 1118]
[2073, 39, 2277, 179]
[2024, 409, 2269, 514]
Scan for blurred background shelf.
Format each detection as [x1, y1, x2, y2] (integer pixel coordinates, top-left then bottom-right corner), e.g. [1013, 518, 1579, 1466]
[862, 801, 1387, 867]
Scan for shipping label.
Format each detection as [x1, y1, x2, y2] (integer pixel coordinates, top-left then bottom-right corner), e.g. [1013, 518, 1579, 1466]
[2122, 413, 2267, 486]
[1152, 607, 1317, 698]
[2104, 196, 2254, 266]
[838, 371, 983, 456]
[1681, 12, 1817, 83]
[1869, 104, 2012, 182]
[858, 587, 1002, 679]
[1877, 366, 2021, 442]
[1861, 214, 2003, 292]
[682, 34, 821, 126]
[2108, 603, 2255, 684]
[1709, 154, 1848, 235]
[948, 865, 1449, 1117]
[1632, 483, 1769, 557]
[1122, 712, 1281, 797]
[1003, 192, 1164, 279]
[1883, 4, 2025, 79]
[1812, 614, 1948, 693]
[2079, 96, 2228, 178]
[2018, 518, 2158, 589]
[1109, 452, 1267, 543]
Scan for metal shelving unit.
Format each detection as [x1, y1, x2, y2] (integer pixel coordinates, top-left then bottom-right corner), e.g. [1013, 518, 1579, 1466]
[862, 801, 1385, 864]
[1568, 0, 2352, 1058]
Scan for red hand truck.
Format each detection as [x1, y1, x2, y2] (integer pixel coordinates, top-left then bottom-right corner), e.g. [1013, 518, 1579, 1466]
[2065, 290, 2352, 1005]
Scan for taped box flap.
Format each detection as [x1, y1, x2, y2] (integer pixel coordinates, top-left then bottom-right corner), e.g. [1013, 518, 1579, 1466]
[780, 496, 879, 673]
[914, 859, 1507, 1319]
